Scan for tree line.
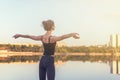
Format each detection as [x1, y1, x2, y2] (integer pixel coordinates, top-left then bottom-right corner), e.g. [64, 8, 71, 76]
[0, 44, 120, 53]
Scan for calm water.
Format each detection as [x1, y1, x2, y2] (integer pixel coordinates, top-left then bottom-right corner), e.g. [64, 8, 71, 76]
[0, 61, 120, 80]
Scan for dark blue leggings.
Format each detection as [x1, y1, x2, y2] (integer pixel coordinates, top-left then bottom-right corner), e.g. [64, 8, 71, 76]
[39, 56, 55, 80]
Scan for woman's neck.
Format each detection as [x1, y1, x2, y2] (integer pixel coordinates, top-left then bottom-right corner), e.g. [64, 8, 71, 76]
[45, 31, 52, 36]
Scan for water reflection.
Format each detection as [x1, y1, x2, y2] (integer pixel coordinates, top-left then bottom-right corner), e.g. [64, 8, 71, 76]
[56, 55, 120, 76]
[0, 55, 120, 80]
[110, 60, 120, 75]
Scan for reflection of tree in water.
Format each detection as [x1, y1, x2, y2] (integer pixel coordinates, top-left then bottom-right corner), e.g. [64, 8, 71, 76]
[55, 55, 120, 62]
[1, 54, 120, 63]
[3, 52, 120, 75]
[54, 54, 120, 74]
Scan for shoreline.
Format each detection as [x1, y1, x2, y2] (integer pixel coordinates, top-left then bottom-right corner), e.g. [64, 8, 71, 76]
[0, 52, 120, 57]
[0, 60, 66, 65]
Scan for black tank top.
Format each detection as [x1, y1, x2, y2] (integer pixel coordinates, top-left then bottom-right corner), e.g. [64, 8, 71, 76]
[42, 36, 56, 55]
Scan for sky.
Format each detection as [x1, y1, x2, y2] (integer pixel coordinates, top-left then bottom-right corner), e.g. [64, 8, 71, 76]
[0, 0, 120, 46]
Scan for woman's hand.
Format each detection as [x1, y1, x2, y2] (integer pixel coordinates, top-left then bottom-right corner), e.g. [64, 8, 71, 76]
[72, 33, 80, 39]
[13, 34, 21, 39]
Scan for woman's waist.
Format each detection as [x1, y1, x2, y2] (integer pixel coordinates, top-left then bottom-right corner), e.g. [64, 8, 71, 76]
[43, 52, 54, 55]
[42, 54, 55, 57]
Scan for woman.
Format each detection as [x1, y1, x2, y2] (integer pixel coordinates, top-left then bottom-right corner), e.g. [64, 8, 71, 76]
[13, 19, 80, 80]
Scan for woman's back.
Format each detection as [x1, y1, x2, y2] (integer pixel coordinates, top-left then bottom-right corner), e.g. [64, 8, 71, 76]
[41, 35, 56, 55]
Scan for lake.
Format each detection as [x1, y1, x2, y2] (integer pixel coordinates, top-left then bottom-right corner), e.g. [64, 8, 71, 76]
[0, 60, 120, 80]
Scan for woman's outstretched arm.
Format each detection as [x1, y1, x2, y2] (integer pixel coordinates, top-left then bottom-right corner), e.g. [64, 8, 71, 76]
[53, 33, 80, 41]
[13, 34, 42, 41]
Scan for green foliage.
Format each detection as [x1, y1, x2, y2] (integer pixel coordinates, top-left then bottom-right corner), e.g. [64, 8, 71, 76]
[0, 43, 119, 53]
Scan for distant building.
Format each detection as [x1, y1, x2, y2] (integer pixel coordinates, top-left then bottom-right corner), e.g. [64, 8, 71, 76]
[117, 34, 120, 48]
[110, 34, 116, 47]
[109, 34, 120, 48]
